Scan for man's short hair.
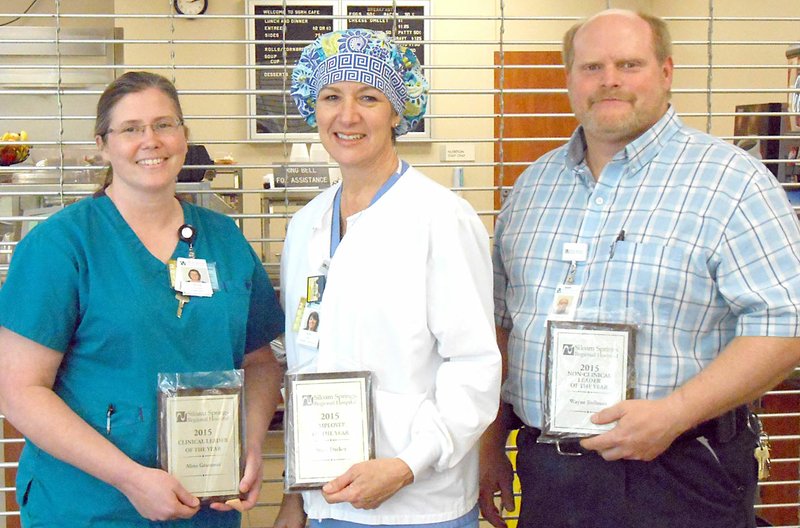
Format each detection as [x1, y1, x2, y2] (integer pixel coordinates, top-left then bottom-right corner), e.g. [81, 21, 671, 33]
[562, 11, 672, 71]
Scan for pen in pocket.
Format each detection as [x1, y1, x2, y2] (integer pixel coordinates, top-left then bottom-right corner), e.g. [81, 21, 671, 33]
[106, 404, 115, 435]
[609, 229, 625, 258]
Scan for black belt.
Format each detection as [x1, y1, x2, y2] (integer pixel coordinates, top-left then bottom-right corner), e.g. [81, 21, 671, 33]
[516, 425, 588, 456]
[675, 405, 753, 444]
[515, 405, 752, 456]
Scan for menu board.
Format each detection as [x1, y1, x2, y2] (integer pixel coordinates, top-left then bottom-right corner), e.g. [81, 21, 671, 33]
[250, 2, 335, 136]
[345, 3, 427, 135]
[345, 4, 425, 65]
[247, 0, 430, 140]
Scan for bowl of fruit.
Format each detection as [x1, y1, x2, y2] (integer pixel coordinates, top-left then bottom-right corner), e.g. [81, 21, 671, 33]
[0, 131, 31, 166]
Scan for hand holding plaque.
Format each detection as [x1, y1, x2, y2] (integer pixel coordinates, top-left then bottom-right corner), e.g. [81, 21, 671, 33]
[284, 371, 375, 491]
[542, 321, 636, 441]
[158, 370, 245, 503]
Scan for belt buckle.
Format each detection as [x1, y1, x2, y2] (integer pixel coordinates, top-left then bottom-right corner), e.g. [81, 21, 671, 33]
[555, 439, 584, 457]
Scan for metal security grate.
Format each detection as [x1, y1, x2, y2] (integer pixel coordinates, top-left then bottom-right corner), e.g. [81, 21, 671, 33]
[0, 1, 799, 527]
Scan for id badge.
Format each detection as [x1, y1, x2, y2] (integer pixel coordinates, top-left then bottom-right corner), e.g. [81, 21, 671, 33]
[176, 257, 213, 297]
[547, 284, 581, 321]
[297, 302, 321, 349]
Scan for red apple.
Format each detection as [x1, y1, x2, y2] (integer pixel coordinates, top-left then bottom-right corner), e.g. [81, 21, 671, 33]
[0, 146, 16, 165]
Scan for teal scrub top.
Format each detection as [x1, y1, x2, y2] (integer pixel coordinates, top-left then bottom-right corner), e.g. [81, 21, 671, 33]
[0, 194, 283, 527]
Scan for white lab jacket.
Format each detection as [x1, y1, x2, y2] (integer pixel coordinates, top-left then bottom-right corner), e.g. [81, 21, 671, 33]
[280, 164, 501, 524]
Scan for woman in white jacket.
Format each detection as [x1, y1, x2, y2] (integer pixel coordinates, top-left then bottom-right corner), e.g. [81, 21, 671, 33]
[275, 28, 501, 528]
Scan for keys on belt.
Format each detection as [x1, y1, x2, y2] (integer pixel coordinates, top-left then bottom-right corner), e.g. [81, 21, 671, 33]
[754, 420, 772, 481]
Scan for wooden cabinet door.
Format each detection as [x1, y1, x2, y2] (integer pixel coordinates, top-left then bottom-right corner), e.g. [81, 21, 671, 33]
[494, 51, 577, 210]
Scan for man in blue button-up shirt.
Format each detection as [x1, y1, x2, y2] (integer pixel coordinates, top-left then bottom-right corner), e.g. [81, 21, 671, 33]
[480, 8, 800, 528]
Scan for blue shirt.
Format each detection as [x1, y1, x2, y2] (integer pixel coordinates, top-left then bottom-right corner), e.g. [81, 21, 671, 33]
[0, 194, 284, 527]
[494, 106, 800, 428]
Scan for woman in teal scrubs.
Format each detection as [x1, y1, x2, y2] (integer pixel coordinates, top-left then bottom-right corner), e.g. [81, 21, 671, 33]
[0, 72, 284, 527]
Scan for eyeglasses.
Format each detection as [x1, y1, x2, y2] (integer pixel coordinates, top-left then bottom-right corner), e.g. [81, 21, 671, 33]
[106, 118, 184, 139]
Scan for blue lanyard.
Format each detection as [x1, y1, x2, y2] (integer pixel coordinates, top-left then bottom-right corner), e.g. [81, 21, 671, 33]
[330, 160, 408, 258]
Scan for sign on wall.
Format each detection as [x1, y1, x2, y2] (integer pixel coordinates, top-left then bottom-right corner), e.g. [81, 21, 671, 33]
[246, 0, 430, 141]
